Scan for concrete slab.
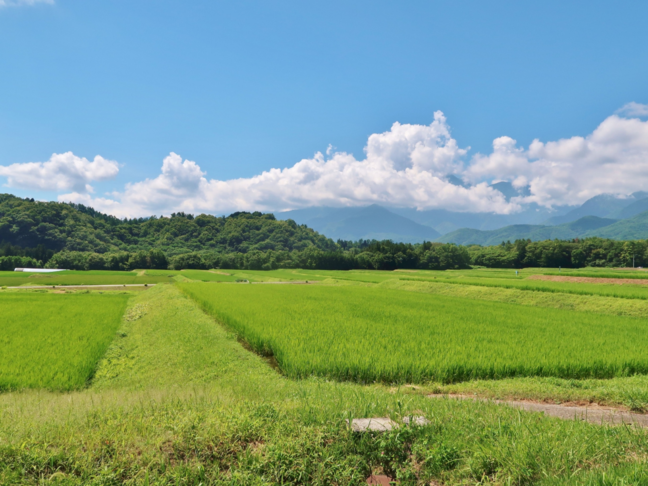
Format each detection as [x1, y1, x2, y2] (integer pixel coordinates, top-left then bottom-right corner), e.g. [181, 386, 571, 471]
[349, 418, 396, 432]
[402, 416, 429, 426]
[348, 416, 429, 432]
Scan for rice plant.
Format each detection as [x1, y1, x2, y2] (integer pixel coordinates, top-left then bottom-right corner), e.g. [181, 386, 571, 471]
[0, 292, 129, 391]
[179, 282, 648, 384]
[402, 275, 648, 300]
[0, 271, 171, 287]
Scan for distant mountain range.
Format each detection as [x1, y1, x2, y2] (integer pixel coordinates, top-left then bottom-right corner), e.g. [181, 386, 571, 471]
[275, 187, 648, 244]
[436, 216, 618, 246]
[544, 192, 648, 225]
[274, 205, 440, 243]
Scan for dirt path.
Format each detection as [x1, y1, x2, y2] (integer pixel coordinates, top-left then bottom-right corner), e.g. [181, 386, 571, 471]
[430, 394, 648, 427]
[529, 275, 648, 285]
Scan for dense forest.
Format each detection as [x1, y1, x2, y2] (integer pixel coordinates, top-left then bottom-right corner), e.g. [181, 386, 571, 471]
[2, 194, 648, 271]
[468, 238, 648, 269]
[0, 194, 335, 254]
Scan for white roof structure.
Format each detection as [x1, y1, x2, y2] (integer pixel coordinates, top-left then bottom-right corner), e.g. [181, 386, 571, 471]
[14, 268, 68, 273]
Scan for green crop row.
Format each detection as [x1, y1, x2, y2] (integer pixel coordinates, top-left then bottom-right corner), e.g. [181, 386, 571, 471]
[178, 283, 648, 384]
[0, 272, 172, 287]
[542, 270, 648, 279]
[0, 292, 129, 391]
[400, 275, 648, 300]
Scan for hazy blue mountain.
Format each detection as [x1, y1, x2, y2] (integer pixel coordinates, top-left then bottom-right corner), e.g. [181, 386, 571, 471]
[446, 174, 468, 187]
[544, 192, 648, 225]
[611, 197, 648, 220]
[437, 216, 617, 246]
[275, 205, 440, 243]
[390, 204, 564, 234]
[275, 188, 648, 244]
[490, 181, 531, 200]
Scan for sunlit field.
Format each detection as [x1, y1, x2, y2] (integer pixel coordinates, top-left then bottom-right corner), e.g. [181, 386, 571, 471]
[4, 267, 648, 484]
[0, 292, 129, 391]
[178, 282, 648, 383]
[0, 270, 172, 287]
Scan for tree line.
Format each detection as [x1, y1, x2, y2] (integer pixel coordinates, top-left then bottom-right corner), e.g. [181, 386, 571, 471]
[468, 238, 648, 269]
[4, 194, 648, 271]
[5, 237, 648, 271]
[36, 241, 472, 271]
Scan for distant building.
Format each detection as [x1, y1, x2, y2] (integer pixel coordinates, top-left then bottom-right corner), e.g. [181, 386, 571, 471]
[14, 268, 68, 273]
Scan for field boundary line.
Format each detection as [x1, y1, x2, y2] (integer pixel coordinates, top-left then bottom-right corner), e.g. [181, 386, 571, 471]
[7, 284, 157, 289]
[250, 281, 313, 285]
[530, 275, 648, 285]
[430, 394, 648, 427]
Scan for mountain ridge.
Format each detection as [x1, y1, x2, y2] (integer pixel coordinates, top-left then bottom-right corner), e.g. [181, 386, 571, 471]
[276, 205, 440, 243]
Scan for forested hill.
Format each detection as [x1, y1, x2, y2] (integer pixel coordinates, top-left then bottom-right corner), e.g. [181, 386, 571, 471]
[0, 194, 337, 255]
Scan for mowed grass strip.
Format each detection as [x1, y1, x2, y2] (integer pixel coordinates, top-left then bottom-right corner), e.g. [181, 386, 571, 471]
[0, 270, 172, 287]
[179, 283, 648, 384]
[377, 279, 648, 318]
[401, 275, 648, 300]
[0, 292, 129, 391]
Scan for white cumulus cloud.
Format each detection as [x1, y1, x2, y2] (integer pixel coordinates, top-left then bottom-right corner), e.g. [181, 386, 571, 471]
[0, 152, 119, 193]
[466, 113, 648, 207]
[5, 103, 644, 219]
[616, 102, 648, 118]
[59, 112, 517, 218]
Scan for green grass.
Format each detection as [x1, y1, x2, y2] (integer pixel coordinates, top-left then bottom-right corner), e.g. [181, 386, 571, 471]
[92, 283, 278, 390]
[378, 279, 648, 318]
[401, 274, 648, 300]
[3, 284, 648, 485]
[0, 270, 172, 286]
[176, 269, 246, 282]
[0, 270, 140, 277]
[0, 292, 129, 391]
[145, 269, 281, 282]
[542, 270, 648, 279]
[422, 374, 648, 413]
[178, 283, 648, 384]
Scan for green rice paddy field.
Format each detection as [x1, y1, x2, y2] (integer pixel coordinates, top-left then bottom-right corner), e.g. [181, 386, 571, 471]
[4, 267, 648, 484]
[0, 270, 173, 286]
[178, 283, 648, 383]
[0, 292, 129, 391]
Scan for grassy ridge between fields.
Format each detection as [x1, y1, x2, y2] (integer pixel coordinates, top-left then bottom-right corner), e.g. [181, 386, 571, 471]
[376, 279, 648, 318]
[0, 270, 172, 286]
[178, 283, 648, 384]
[0, 292, 129, 391]
[3, 284, 648, 485]
[401, 275, 648, 300]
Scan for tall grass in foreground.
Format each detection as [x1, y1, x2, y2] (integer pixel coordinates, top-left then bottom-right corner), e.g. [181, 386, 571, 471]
[0, 293, 129, 391]
[180, 283, 648, 384]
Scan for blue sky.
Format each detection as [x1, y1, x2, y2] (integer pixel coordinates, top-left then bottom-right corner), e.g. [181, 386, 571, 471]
[1, 0, 647, 217]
